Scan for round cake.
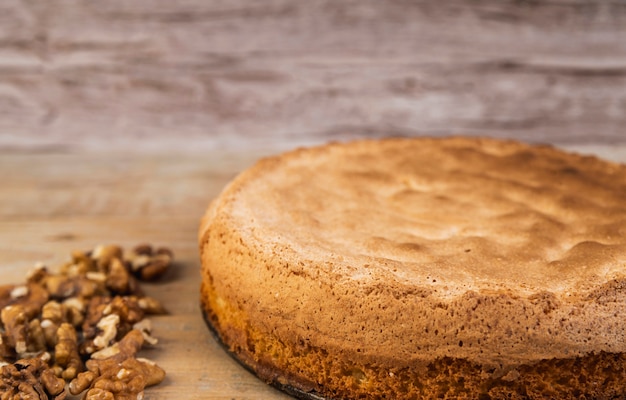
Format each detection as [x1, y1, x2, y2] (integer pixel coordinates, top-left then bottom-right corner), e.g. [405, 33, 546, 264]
[199, 136, 626, 399]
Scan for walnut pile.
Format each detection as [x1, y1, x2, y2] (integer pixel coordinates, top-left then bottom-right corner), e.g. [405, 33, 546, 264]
[0, 244, 173, 399]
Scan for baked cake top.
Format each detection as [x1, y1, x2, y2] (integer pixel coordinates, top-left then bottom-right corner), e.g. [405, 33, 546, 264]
[202, 137, 626, 299]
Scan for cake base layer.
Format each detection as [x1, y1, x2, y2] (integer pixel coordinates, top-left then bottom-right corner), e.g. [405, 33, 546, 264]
[201, 282, 626, 400]
[201, 305, 327, 400]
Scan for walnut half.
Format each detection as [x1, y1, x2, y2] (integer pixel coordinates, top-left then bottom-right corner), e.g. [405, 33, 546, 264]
[0, 354, 67, 399]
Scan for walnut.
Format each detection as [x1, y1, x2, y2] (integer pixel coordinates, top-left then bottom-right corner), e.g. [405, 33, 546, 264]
[59, 249, 96, 277]
[42, 300, 65, 323]
[82, 297, 113, 344]
[76, 276, 109, 299]
[53, 323, 83, 380]
[0, 333, 16, 361]
[82, 296, 149, 355]
[71, 330, 165, 400]
[68, 370, 96, 395]
[22, 284, 50, 319]
[132, 319, 158, 346]
[1, 305, 28, 356]
[40, 318, 59, 350]
[36, 257, 105, 301]
[137, 296, 167, 315]
[89, 329, 143, 361]
[10, 285, 29, 300]
[83, 357, 165, 400]
[92, 314, 120, 351]
[125, 244, 174, 281]
[26, 263, 49, 284]
[83, 387, 116, 400]
[0, 283, 49, 322]
[43, 274, 76, 298]
[106, 258, 141, 295]
[83, 296, 146, 342]
[26, 319, 47, 354]
[0, 310, 46, 359]
[103, 297, 145, 327]
[91, 245, 123, 273]
[0, 285, 15, 310]
[62, 297, 86, 327]
[85, 271, 107, 286]
[44, 275, 108, 300]
[39, 299, 86, 350]
[0, 354, 67, 399]
[41, 301, 64, 348]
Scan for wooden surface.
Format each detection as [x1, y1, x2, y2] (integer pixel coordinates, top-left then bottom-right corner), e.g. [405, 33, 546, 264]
[1, 0, 626, 152]
[0, 144, 624, 399]
[1, 1, 626, 398]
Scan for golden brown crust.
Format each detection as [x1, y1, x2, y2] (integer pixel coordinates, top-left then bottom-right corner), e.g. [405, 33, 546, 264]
[199, 136, 626, 398]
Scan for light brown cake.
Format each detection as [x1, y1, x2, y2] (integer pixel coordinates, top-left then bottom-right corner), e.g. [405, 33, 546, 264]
[199, 137, 626, 399]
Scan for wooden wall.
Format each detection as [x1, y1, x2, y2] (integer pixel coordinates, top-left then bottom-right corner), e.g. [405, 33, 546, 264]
[1, 0, 625, 152]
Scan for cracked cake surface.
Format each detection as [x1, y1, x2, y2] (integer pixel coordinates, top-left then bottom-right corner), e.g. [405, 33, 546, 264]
[199, 137, 626, 399]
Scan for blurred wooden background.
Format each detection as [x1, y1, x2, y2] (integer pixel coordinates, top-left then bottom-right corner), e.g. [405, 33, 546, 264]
[0, 0, 625, 153]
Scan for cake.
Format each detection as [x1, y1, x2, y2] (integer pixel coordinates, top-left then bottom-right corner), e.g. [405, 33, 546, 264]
[199, 136, 626, 399]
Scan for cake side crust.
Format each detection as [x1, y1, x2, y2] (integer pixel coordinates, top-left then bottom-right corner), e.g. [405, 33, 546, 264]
[200, 275, 626, 400]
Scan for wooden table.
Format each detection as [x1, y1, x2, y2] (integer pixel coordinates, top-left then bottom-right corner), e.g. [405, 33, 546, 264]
[1, 143, 625, 398]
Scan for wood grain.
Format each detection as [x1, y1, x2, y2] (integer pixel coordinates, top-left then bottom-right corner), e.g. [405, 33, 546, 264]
[0, 0, 625, 152]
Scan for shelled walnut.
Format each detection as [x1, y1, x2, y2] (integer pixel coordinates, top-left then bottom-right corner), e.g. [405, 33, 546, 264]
[0, 243, 173, 399]
[0, 353, 66, 400]
[125, 244, 174, 282]
[70, 330, 165, 399]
